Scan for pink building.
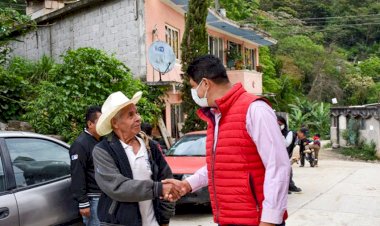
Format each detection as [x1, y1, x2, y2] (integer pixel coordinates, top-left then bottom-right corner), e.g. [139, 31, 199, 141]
[145, 0, 276, 138]
[20, 0, 276, 140]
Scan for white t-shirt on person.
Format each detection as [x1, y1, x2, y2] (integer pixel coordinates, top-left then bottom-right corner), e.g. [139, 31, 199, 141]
[120, 137, 159, 226]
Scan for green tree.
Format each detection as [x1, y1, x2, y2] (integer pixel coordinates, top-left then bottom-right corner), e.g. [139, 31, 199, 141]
[344, 73, 376, 105]
[217, 0, 259, 21]
[0, 0, 35, 64]
[22, 48, 163, 142]
[359, 56, 380, 80]
[180, 0, 209, 133]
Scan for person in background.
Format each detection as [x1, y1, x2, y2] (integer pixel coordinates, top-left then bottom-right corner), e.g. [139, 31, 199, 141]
[309, 134, 321, 167]
[297, 128, 314, 167]
[70, 106, 102, 226]
[277, 115, 302, 194]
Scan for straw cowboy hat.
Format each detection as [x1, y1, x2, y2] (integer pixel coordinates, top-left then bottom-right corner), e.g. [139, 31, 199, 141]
[96, 91, 142, 136]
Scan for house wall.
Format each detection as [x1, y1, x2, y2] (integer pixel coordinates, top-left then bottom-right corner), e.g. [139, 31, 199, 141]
[207, 28, 260, 67]
[9, 0, 147, 78]
[338, 115, 348, 146]
[359, 117, 380, 157]
[331, 114, 380, 157]
[145, 0, 185, 83]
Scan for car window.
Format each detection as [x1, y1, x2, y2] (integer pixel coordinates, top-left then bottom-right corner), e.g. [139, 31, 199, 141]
[167, 134, 206, 156]
[5, 138, 70, 188]
[0, 158, 5, 192]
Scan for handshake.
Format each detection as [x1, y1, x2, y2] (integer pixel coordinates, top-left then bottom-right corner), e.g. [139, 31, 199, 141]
[161, 179, 192, 202]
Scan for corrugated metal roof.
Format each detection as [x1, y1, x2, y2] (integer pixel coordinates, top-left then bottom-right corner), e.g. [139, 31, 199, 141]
[168, 0, 276, 46]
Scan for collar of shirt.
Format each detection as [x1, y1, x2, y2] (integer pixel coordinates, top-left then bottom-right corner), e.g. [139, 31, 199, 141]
[120, 136, 146, 158]
[84, 128, 94, 137]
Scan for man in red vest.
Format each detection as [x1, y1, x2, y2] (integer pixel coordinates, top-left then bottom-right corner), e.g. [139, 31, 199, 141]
[163, 55, 290, 226]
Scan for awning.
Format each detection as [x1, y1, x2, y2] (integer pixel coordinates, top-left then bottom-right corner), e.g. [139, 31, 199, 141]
[167, 0, 276, 46]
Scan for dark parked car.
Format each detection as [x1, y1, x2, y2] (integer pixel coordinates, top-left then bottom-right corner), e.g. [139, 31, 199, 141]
[0, 131, 82, 226]
[165, 131, 210, 205]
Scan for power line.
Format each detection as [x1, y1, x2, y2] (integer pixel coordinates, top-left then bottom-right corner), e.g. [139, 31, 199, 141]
[254, 19, 380, 28]
[247, 13, 380, 23]
[284, 13, 380, 21]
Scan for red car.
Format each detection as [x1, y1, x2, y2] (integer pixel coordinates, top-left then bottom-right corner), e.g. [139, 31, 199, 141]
[165, 131, 209, 205]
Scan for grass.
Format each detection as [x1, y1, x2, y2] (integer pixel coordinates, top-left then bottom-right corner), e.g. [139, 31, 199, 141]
[338, 142, 378, 161]
[323, 142, 332, 148]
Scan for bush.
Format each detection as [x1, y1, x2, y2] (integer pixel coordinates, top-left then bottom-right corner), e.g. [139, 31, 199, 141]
[287, 97, 330, 138]
[341, 141, 378, 161]
[22, 48, 163, 142]
[0, 66, 29, 121]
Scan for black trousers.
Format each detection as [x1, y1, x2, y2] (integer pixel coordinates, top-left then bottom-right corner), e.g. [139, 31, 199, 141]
[300, 149, 314, 166]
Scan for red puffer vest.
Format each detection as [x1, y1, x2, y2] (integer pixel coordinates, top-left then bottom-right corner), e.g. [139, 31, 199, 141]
[197, 83, 287, 225]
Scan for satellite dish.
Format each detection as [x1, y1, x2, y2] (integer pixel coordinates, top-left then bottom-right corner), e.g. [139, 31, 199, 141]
[148, 41, 176, 77]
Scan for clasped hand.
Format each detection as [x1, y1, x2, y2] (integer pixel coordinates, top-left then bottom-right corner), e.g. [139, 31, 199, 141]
[161, 179, 192, 202]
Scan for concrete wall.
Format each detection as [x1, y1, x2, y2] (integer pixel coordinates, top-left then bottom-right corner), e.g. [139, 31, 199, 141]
[338, 115, 348, 146]
[227, 70, 262, 95]
[331, 114, 380, 157]
[10, 0, 147, 78]
[145, 0, 185, 83]
[359, 117, 380, 157]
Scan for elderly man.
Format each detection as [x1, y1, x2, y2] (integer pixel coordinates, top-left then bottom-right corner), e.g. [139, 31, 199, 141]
[92, 91, 177, 226]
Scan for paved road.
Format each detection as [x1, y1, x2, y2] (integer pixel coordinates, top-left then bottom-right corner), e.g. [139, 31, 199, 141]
[170, 148, 380, 226]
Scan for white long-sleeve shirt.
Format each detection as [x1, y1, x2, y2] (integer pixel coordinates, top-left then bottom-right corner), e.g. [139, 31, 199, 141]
[186, 100, 290, 224]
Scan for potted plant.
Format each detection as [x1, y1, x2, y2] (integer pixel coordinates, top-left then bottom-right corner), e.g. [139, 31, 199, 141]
[227, 48, 244, 69]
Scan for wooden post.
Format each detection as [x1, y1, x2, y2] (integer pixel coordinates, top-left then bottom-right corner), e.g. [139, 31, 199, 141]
[158, 117, 172, 149]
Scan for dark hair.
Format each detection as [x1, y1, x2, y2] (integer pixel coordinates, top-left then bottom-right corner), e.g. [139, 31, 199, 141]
[276, 115, 288, 136]
[186, 54, 229, 84]
[141, 122, 153, 136]
[85, 106, 101, 128]
[315, 134, 320, 138]
[299, 128, 309, 135]
[276, 115, 287, 126]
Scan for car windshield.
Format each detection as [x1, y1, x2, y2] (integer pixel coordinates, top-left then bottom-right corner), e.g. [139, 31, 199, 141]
[166, 134, 206, 156]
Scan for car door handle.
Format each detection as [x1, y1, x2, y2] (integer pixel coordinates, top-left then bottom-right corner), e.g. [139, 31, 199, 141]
[0, 207, 9, 219]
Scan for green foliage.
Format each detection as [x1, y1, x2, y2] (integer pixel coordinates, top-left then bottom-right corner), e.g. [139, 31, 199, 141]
[180, 0, 209, 133]
[287, 97, 331, 137]
[359, 56, 380, 80]
[344, 73, 376, 105]
[0, 48, 163, 142]
[0, 66, 28, 121]
[277, 35, 324, 78]
[340, 141, 378, 161]
[0, 1, 35, 65]
[217, 0, 259, 21]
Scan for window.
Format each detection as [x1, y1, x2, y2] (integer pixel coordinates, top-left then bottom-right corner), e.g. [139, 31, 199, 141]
[208, 36, 224, 62]
[244, 48, 256, 70]
[228, 41, 242, 55]
[165, 25, 180, 59]
[227, 41, 242, 68]
[0, 157, 4, 192]
[5, 138, 70, 188]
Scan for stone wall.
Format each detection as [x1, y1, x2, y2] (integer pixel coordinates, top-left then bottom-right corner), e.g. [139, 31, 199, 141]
[9, 0, 147, 78]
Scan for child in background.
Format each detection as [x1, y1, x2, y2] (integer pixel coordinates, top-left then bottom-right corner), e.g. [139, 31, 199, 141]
[309, 134, 321, 166]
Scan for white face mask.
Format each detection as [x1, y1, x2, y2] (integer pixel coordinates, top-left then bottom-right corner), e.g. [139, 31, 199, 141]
[280, 125, 285, 130]
[191, 80, 209, 107]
